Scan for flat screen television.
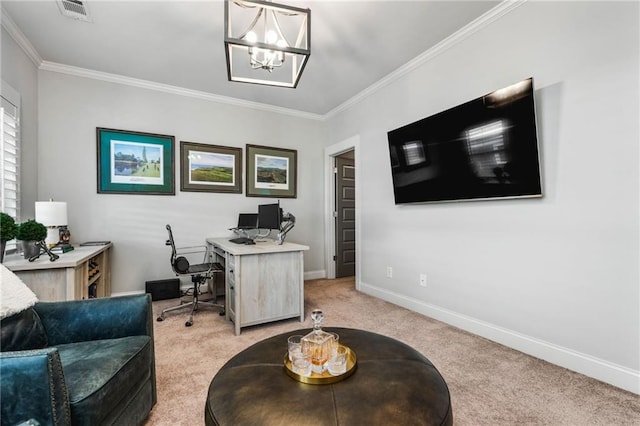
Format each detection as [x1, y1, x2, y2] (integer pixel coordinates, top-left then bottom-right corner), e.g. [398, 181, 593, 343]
[258, 202, 282, 230]
[387, 78, 542, 204]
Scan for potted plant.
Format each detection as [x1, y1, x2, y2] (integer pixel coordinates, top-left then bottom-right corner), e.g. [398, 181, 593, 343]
[16, 219, 47, 259]
[0, 212, 17, 262]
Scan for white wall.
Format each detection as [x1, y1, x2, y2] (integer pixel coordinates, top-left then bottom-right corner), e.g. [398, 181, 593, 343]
[36, 71, 326, 294]
[4, 0, 638, 393]
[324, 1, 639, 392]
[1, 27, 38, 219]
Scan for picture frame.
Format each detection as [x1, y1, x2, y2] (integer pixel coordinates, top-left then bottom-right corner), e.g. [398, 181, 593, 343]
[97, 128, 175, 195]
[246, 144, 297, 198]
[180, 141, 242, 193]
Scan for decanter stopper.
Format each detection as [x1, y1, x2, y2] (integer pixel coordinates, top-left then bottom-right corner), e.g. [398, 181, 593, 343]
[311, 309, 324, 332]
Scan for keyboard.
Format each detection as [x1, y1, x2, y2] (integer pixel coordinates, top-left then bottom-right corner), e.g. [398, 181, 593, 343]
[229, 237, 251, 244]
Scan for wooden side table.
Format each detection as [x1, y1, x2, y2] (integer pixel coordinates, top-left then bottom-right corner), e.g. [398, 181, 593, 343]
[3, 243, 112, 301]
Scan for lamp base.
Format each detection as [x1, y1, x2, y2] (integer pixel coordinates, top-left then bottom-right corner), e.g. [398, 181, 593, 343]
[45, 227, 59, 247]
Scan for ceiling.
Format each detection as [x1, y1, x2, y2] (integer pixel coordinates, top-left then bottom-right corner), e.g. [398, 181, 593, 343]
[3, 0, 500, 116]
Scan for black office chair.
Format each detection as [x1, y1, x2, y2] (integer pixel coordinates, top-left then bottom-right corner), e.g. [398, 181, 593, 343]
[157, 224, 225, 326]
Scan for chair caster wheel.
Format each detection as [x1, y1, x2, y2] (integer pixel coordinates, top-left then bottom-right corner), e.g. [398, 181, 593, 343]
[219, 311, 225, 316]
[157, 316, 164, 322]
[185, 320, 193, 327]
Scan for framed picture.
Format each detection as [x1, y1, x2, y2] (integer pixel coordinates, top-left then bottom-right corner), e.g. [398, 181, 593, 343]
[97, 128, 175, 195]
[180, 141, 242, 193]
[246, 144, 297, 198]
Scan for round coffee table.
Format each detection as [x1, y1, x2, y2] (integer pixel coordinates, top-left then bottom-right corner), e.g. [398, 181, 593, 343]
[205, 327, 452, 425]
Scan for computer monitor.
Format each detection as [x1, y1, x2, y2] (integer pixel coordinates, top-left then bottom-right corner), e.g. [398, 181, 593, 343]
[236, 213, 258, 230]
[258, 203, 282, 230]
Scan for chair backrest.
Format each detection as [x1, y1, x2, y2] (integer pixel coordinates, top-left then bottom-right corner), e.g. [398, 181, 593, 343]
[165, 224, 179, 272]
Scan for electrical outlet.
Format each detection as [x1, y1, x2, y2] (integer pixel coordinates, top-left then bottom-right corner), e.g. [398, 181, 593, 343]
[386, 266, 393, 278]
[419, 273, 427, 287]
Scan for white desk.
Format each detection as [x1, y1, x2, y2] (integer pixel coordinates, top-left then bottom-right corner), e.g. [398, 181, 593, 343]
[206, 238, 309, 335]
[3, 244, 112, 301]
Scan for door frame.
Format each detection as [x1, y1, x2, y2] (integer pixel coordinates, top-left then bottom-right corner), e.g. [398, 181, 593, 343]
[324, 135, 361, 289]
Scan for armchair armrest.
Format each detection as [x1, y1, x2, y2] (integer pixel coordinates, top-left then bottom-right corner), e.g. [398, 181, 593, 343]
[34, 294, 153, 346]
[0, 348, 71, 426]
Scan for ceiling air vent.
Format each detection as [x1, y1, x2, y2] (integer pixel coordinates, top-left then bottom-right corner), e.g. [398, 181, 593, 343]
[57, 0, 92, 22]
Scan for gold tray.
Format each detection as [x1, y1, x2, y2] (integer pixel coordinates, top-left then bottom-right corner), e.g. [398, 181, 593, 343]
[284, 345, 357, 385]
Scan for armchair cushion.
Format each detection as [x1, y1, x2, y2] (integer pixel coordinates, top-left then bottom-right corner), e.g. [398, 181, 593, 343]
[57, 335, 153, 425]
[0, 308, 48, 352]
[1, 294, 156, 426]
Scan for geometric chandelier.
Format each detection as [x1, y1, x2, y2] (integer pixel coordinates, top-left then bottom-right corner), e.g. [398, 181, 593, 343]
[224, 0, 311, 88]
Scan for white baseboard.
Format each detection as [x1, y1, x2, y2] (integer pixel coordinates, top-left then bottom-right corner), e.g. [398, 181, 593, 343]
[304, 270, 326, 281]
[111, 290, 145, 297]
[113, 272, 327, 299]
[359, 281, 640, 395]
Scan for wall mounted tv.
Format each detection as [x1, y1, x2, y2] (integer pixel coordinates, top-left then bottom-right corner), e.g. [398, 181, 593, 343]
[387, 78, 542, 204]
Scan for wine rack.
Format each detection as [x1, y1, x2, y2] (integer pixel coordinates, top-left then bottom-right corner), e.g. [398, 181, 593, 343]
[77, 246, 111, 299]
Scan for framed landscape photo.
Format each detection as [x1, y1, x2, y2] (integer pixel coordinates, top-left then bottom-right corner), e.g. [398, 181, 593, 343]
[246, 144, 297, 198]
[96, 128, 175, 195]
[180, 142, 242, 193]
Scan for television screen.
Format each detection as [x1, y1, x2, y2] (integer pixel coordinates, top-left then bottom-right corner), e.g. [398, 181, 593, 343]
[258, 202, 281, 230]
[387, 78, 542, 204]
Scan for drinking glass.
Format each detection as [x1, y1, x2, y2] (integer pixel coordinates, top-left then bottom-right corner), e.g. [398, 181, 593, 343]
[287, 335, 303, 361]
[292, 351, 312, 377]
[327, 346, 348, 376]
[327, 332, 339, 357]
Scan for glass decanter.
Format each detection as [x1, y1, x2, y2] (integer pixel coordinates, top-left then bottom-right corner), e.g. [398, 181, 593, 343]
[302, 309, 333, 374]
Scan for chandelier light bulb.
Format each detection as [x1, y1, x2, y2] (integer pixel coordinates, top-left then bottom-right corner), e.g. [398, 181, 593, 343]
[246, 31, 258, 43]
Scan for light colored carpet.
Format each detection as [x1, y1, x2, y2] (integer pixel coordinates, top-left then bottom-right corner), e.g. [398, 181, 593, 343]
[146, 277, 639, 425]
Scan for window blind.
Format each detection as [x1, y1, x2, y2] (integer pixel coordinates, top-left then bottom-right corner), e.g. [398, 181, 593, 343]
[1, 83, 21, 252]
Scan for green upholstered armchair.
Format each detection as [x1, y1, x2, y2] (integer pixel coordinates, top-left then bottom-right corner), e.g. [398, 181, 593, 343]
[0, 294, 157, 425]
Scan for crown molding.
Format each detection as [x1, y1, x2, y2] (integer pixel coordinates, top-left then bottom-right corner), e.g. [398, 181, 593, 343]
[323, 0, 527, 120]
[4, 0, 524, 122]
[39, 61, 323, 121]
[1, 8, 42, 66]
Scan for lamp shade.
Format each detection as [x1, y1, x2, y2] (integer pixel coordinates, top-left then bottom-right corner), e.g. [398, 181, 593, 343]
[35, 201, 68, 226]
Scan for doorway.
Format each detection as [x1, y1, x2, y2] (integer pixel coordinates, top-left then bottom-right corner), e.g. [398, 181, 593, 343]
[324, 135, 360, 287]
[335, 151, 355, 278]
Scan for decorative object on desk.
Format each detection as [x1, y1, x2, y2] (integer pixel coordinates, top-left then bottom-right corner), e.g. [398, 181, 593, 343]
[0, 213, 17, 263]
[34, 200, 68, 246]
[180, 141, 242, 193]
[79, 241, 111, 246]
[59, 226, 71, 244]
[49, 244, 74, 254]
[96, 127, 175, 195]
[15, 220, 47, 259]
[246, 144, 297, 198]
[26, 241, 59, 263]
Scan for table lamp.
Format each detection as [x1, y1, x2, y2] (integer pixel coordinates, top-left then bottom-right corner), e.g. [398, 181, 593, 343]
[35, 201, 68, 246]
